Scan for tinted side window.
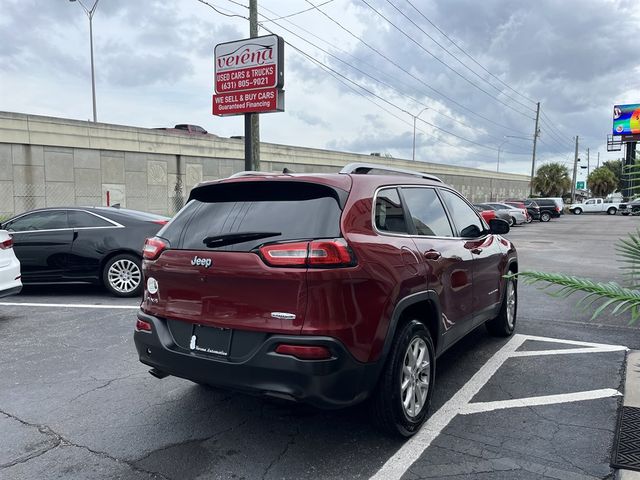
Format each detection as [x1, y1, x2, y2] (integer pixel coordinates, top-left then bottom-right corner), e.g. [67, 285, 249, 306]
[402, 188, 453, 237]
[375, 188, 408, 234]
[439, 190, 483, 238]
[69, 211, 112, 228]
[6, 211, 69, 232]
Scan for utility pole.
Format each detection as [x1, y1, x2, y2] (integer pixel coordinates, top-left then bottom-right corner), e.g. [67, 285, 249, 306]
[244, 0, 260, 171]
[529, 102, 540, 196]
[597, 151, 600, 169]
[587, 148, 590, 178]
[571, 136, 579, 203]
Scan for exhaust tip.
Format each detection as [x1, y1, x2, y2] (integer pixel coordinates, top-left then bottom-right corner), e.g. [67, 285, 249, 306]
[149, 368, 169, 379]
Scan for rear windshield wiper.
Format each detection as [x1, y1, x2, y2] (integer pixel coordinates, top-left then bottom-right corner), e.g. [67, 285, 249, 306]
[203, 231, 281, 248]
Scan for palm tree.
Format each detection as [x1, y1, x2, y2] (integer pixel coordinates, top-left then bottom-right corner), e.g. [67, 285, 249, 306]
[532, 163, 571, 197]
[514, 230, 640, 324]
[587, 167, 617, 197]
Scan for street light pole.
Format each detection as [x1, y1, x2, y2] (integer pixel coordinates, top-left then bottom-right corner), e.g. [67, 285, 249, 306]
[412, 107, 429, 162]
[70, 0, 99, 122]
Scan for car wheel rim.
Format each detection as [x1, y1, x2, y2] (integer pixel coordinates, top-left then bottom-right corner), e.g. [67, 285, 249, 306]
[401, 337, 430, 419]
[108, 259, 141, 293]
[506, 281, 516, 329]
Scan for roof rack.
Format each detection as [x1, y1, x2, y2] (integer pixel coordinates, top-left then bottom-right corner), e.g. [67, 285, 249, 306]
[340, 163, 442, 182]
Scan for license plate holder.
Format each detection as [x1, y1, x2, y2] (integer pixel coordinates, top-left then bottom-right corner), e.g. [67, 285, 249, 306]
[190, 325, 232, 357]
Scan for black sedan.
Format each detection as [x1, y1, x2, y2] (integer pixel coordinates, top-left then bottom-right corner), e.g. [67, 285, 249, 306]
[1, 207, 169, 297]
[619, 199, 640, 215]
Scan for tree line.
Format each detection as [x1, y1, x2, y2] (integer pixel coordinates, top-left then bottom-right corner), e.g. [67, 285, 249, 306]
[531, 159, 630, 199]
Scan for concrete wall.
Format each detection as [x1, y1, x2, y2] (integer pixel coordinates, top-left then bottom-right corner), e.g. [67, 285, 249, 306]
[0, 111, 531, 217]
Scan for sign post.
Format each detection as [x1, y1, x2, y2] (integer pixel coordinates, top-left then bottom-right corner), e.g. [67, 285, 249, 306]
[213, 34, 285, 171]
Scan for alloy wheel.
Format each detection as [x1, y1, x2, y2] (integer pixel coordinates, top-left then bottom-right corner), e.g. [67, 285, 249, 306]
[400, 337, 431, 418]
[506, 280, 516, 329]
[107, 259, 141, 294]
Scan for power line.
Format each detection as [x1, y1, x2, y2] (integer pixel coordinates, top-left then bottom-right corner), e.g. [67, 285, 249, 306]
[359, 0, 535, 120]
[539, 109, 575, 149]
[383, 0, 537, 115]
[257, 20, 531, 157]
[257, 8, 511, 144]
[257, 3, 518, 142]
[259, 0, 334, 23]
[403, 0, 538, 106]
[196, 0, 247, 19]
[301, 0, 531, 136]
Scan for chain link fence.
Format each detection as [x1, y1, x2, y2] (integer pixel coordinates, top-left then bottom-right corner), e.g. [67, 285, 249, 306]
[1, 182, 187, 220]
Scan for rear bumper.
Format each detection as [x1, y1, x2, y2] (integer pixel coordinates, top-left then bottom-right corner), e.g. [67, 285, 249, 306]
[0, 285, 22, 298]
[133, 311, 381, 409]
[0, 258, 22, 298]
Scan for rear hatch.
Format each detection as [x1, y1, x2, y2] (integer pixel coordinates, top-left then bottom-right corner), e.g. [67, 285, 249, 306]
[142, 179, 349, 335]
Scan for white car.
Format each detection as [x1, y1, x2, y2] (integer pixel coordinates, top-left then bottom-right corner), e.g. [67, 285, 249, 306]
[0, 230, 22, 298]
[485, 203, 527, 226]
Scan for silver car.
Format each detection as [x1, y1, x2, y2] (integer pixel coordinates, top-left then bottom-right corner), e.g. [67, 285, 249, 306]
[485, 203, 527, 226]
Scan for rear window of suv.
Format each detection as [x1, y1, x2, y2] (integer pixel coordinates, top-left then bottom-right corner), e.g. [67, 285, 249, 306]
[158, 181, 346, 252]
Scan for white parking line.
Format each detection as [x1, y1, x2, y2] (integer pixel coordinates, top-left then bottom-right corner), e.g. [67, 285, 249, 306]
[462, 388, 622, 415]
[0, 301, 139, 310]
[370, 333, 628, 480]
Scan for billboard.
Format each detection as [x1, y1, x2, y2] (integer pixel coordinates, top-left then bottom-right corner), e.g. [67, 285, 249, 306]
[212, 34, 285, 116]
[613, 103, 640, 136]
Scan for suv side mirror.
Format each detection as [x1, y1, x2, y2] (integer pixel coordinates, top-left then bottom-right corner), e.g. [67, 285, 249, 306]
[488, 218, 509, 235]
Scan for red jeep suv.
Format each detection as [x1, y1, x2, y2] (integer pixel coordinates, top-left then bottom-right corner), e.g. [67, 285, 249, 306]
[134, 163, 517, 436]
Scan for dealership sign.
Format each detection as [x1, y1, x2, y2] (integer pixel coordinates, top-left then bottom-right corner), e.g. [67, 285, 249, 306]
[613, 103, 640, 136]
[212, 34, 284, 116]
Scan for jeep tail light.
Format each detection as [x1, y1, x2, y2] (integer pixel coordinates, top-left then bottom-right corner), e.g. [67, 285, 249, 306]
[143, 237, 168, 260]
[135, 318, 152, 332]
[259, 239, 355, 268]
[260, 242, 308, 266]
[0, 238, 13, 249]
[308, 240, 353, 266]
[275, 344, 331, 360]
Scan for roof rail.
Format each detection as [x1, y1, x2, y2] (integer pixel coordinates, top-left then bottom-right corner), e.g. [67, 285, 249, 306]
[340, 163, 442, 182]
[228, 171, 280, 178]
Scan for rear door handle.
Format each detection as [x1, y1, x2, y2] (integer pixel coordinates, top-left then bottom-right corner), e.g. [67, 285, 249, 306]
[424, 249, 441, 260]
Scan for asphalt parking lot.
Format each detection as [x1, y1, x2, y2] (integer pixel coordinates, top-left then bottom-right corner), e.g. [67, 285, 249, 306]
[1, 214, 639, 480]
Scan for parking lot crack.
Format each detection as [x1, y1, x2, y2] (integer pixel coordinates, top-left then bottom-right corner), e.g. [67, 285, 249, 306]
[132, 417, 251, 467]
[0, 408, 169, 479]
[0, 423, 61, 469]
[70, 372, 143, 402]
[261, 426, 300, 480]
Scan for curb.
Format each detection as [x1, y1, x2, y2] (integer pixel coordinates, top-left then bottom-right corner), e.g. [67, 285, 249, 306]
[615, 350, 640, 479]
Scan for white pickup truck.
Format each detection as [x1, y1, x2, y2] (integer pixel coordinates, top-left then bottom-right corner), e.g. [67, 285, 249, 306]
[568, 198, 620, 215]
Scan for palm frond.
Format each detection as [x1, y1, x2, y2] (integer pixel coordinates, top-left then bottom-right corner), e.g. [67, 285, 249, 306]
[615, 229, 640, 287]
[509, 271, 640, 324]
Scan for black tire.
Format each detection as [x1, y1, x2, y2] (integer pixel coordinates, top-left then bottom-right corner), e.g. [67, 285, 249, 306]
[540, 212, 551, 222]
[102, 253, 143, 297]
[607, 207, 617, 215]
[573, 208, 582, 215]
[370, 320, 435, 437]
[486, 276, 517, 337]
[509, 216, 516, 227]
[526, 215, 532, 224]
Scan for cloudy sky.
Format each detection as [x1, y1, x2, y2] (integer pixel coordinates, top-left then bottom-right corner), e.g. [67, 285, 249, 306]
[1, 0, 639, 177]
